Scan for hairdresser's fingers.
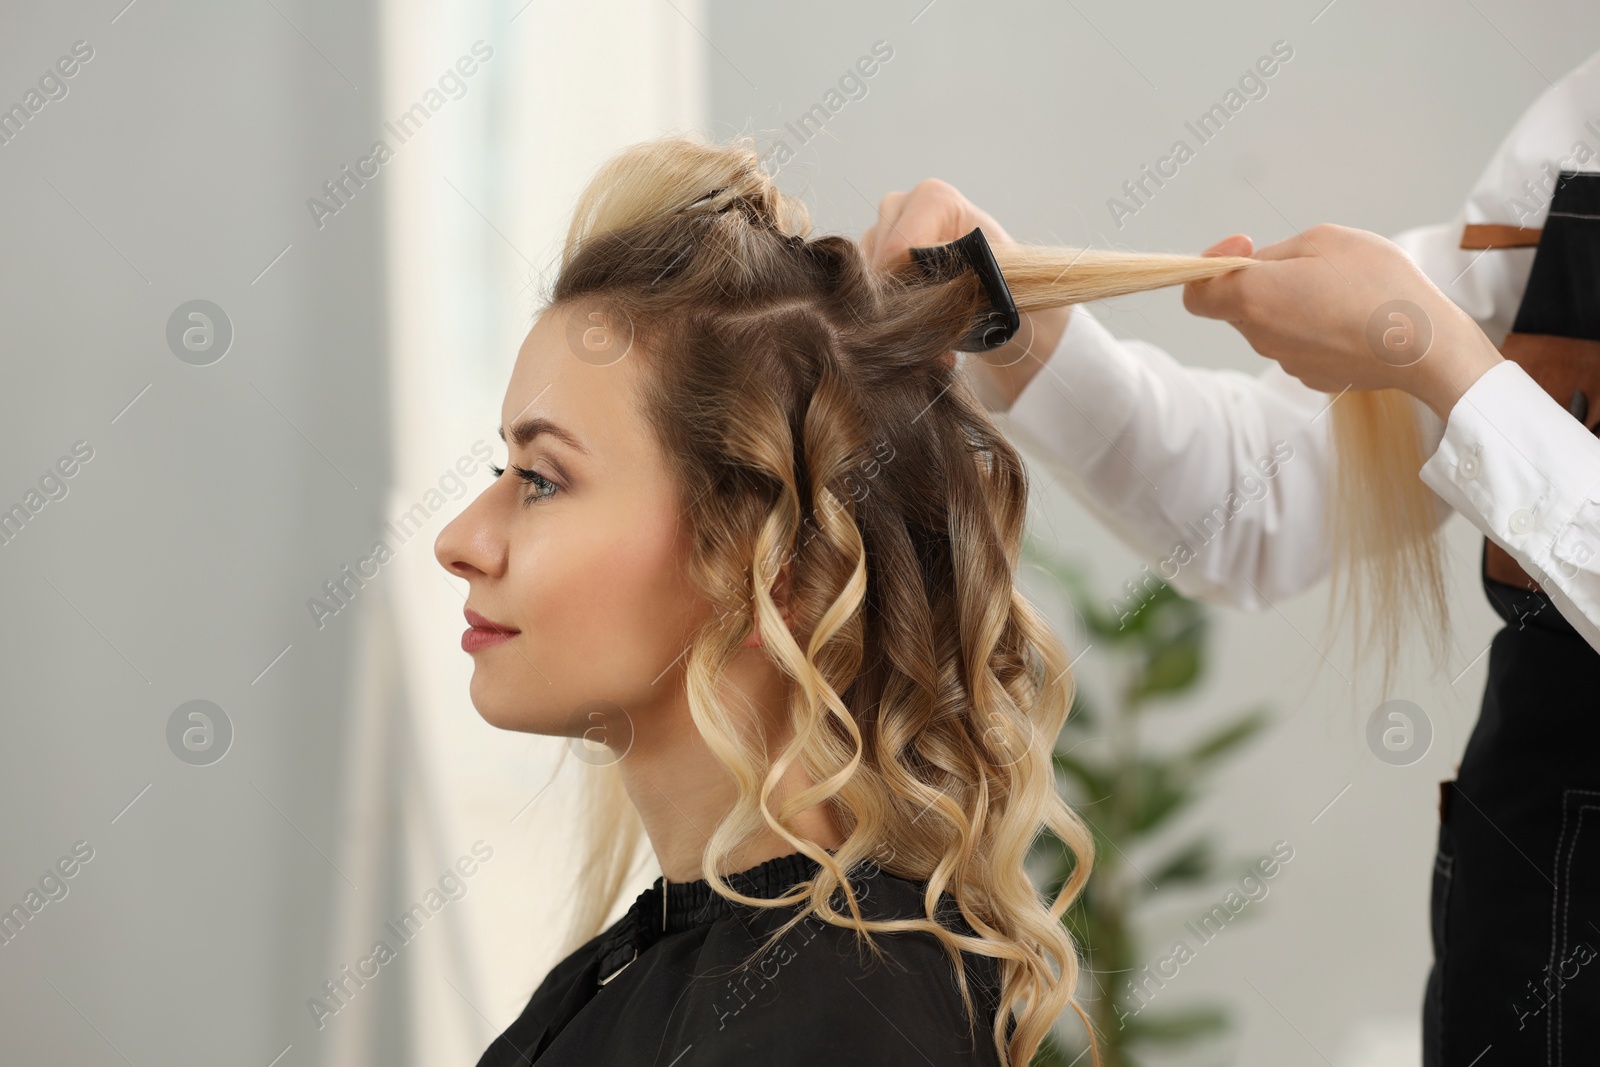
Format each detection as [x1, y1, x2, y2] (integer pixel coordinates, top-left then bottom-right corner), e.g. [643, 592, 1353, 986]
[861, 190, 909, 263]
[1182, 234, 1259, 318]
[1182, 260, 1259, 320]
[1244, 225, 1352, 263]
[868, 179, 1010, 268]
[865, 189, 916, 265]
[1183, 228, 1347, 320]
[1200, 234, 1254, 258]
[867, 185, 946, 268]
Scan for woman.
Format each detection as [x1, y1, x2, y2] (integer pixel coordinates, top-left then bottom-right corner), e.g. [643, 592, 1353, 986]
[432, 134, 1253, 1066]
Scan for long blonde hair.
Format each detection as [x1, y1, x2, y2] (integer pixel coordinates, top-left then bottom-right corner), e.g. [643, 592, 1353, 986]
[547, 133, 1263, 1066]
[1327, 392, 1451, 687]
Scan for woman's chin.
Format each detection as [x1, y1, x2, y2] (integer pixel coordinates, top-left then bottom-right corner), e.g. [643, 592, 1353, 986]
[467, 677, 548, 733]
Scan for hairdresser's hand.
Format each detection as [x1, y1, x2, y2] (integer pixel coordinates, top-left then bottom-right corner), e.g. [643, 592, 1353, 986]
[861, 179, 1069, 412]
[1184, 224, 1504, 421]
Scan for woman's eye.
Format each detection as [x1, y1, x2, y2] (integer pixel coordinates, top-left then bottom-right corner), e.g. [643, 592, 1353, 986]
[510, 464, 558, 504]
[489, 462, 559, 504]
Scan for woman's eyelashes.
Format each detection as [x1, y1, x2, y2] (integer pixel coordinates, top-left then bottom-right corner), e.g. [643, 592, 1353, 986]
[488, 463, 560, 505]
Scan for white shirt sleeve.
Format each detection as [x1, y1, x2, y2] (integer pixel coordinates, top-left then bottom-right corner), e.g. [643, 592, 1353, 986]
[998, 305, 1338, 611]
[998, 47, 1600, 624]
[1420, 362, 1600, 652]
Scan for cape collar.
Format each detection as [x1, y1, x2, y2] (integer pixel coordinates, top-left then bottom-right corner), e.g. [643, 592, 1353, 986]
[594, 851, 823, 986]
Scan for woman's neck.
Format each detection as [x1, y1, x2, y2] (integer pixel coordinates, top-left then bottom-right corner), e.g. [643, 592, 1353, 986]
[616, 665, 843, 882]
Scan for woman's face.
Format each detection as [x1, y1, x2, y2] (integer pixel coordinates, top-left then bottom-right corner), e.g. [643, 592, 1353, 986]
[434, 304, 713, 741]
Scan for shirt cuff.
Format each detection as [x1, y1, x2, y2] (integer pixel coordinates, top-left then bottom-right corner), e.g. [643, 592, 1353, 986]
[1419, 359, 1600, 586]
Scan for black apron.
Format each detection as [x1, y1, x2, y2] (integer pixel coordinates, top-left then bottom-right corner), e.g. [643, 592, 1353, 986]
[1424, 171, 1600, 1065]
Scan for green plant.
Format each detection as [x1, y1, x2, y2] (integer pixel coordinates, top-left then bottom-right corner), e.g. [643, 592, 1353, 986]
[1024, 538, 1270, 1067]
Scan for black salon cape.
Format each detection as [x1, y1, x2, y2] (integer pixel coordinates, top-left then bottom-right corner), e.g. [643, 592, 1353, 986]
[475, 852, 1008, 1066]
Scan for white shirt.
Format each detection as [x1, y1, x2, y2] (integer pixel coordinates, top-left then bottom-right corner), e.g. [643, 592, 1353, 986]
[998, 48, 1600, 654]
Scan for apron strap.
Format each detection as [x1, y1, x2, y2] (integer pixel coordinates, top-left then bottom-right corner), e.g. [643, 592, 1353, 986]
[1460, 223, 1543, 249]
[1460, 173, 1600, 593]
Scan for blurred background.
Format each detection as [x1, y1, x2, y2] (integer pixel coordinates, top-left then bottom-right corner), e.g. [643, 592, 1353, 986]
[2, 0, 1596, 1064]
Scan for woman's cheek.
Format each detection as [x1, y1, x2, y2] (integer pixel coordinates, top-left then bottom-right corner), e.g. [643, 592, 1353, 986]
[510, 531, 644, 663]
[592, 547, 683, 647]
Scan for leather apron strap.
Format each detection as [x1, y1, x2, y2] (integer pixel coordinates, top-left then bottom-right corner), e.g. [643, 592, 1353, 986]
[1460, 171, 1600, 592]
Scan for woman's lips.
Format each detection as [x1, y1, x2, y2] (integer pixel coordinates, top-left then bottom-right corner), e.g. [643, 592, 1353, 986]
[462, 607, 520, 653]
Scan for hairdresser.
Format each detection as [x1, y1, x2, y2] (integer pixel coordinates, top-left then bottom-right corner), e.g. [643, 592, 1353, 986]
[864, 48, 1600, 1067]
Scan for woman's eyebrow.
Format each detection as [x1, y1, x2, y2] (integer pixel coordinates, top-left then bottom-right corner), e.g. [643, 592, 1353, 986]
[499, 416, 591, 455]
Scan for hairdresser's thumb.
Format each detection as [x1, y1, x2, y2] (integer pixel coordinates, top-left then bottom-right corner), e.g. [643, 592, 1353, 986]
[1185, 236, 1253, 320]
[1201, 234, 1254, 258]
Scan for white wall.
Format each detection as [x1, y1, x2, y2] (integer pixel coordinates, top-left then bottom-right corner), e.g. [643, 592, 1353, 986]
[0, 1, 388, 1064]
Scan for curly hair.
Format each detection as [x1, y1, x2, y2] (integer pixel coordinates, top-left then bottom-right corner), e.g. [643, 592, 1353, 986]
[545, 133, 1259, 1065]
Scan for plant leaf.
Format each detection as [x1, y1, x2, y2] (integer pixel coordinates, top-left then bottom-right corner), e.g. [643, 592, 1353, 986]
[1181, 709, 1271, 766]
[1143, 838, 1215, 892]
[1131, 637, 1203, 701]
[1129, 760, 1194, 835]
[1128, 598, 1207, 704]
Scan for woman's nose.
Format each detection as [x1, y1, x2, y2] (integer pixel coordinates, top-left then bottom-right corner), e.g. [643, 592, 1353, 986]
[435, 487, 507, 580]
